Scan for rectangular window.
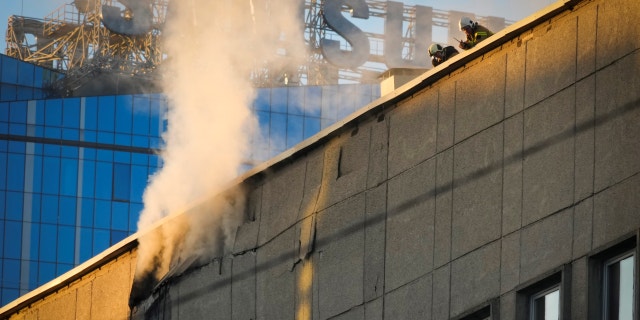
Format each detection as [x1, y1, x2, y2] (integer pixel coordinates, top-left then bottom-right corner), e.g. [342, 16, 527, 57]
[604, 253, 635, 320]
[517, 268, 568, 320]
[112, 163, 131, 201]
[531, 286, 560, 320]
[589, 236, 637, 320]
[455, 300, 498, 320]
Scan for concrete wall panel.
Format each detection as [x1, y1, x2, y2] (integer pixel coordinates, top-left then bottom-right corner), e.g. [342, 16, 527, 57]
[572, 197, 593, 259]
[323, 131, 370, 210]
[437, 81, 456, 152]
[364, 297, 383, 320]
[452, 125, 503, 258]
[385, 159, 435, 291]
[384, 276, 432, 320]
[519, 208, 573, 283]
[450, 241, 500, 317]
[455, 54, 506, 143]
[594, 52, 640, 191]
[175, 259, 232, 319]
[593, 173, 640, 248]
[574, 75, 596, 202]
[576, 2, 597, 79]
[432, 264, 450, 320]
[258, 160, 306, 246]
[505, 37, 527, 117]
[232, 252, 256, 320]
[434, 149, 453, 267]
[256, 228, 295, 320]
[388, 89, 438, 177]
[595, 0, 640, 69]
[364, 184, 387, 301]
[316, 194, 365, 318]
[524, 15, 577, 107]
[502, 114, 523, 234]
[501, 231, 520, 294]
[366, 115, 389, 188]
[522, 87, 575, 225]
[571, 257, 589, 320]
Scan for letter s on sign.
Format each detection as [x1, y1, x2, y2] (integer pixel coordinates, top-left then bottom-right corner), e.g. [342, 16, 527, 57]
[321, 0, 370, 69]
[102, 0, 153, 35]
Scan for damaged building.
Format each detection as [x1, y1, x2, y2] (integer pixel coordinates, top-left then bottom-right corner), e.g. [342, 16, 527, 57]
[1, 0, 640, 318]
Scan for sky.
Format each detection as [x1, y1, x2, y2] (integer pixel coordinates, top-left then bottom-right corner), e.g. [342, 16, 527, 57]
[0, 0, 556, 54]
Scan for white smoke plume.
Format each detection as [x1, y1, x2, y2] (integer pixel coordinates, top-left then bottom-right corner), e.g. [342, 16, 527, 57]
[133, 0, 307, 286]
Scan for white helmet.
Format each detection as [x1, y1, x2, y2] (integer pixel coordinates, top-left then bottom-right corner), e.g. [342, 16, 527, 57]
[459, 17, 476, 30]
[428, 43, 443, 56]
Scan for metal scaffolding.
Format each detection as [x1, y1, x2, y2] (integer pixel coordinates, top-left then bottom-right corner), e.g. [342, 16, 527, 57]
[4, 0, 511, 94]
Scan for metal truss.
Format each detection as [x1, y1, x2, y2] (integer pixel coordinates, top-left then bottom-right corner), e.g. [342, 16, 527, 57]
[4, 0, 510, 94]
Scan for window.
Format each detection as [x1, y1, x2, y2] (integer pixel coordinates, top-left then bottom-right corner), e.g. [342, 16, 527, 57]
[517, 268, 569, 320]
[455, 301, 498, 320]
[530, 286, 560, 320]
[603, 252, 635, 320]
[589, 236, 637, 320]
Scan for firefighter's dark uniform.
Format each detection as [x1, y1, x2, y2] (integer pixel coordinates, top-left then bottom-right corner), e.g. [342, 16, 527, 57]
[431, 46, 459, 67]
[459, 25, 494, 50]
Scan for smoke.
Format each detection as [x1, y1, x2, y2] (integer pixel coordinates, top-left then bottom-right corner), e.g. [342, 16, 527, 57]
[133, 0, 307, 289]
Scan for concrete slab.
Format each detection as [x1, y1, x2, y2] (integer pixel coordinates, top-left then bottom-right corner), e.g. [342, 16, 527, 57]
[574, 75, 595, 202]
[522, 87, 575, 226]
[502, 114, 523, 235]
[524, 15, 577, 107]
[176, 259, 232, 319]
[593, 173, 640, 248]
[367, 114, 389, 188]
[505, 36, 527, 117]
[384, 275, 432, 320]
[257, 159, 306, 246]
[452, 125, 503, 258]
[297, 147, 325, 220]
[322, 130, 370, 211]
[450, 241, 500, 317]
[595, 0, 640, 69]
[572, 197, 593, 259]
[388, 88, 438, 177]
[434, 149, 453, 268]
[501, 231, 521, 294]
[576, 1, 597, 79]
[432, 264, 451, 319]
[365, 297, 383, 320]
[232, 252, 256, 320]
[594, 52, 640, 192]
[437, 81, 456, 152]
[519, 208, 573, 283]
[386, 159, 435, 291]
[316, 194, 365, 318]
[455, 53, 506, 143]
[256, 228, 296, 319]
[364, 184, 387, 301]
[571, 257, 589, 320]
[500, 291, 516, 320]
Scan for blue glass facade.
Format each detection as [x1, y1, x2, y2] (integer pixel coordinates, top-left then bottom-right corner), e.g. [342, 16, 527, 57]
[0, 53, 380, 306]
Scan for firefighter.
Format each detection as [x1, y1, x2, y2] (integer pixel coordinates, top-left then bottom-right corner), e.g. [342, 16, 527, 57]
[428, 43, 459, 67]
[458, 17, 494, 50]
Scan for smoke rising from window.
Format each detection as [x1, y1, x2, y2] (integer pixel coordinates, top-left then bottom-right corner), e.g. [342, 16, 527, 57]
[133, 0, 307, 287]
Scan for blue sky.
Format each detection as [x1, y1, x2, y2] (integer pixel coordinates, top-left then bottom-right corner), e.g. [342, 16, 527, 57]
[0, 0, 555, 55]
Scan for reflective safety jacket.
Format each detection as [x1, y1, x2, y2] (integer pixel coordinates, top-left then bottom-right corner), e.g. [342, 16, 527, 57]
[461, 25, 494, 50]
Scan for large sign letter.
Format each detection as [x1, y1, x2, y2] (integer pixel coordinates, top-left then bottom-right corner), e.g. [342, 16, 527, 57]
[384, 2, 431, 68]
[321, 0, 370, 69]
[102, 0, 153, 35]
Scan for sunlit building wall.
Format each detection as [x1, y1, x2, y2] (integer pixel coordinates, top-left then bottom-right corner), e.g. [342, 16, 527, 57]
[0, 54, 380, 306]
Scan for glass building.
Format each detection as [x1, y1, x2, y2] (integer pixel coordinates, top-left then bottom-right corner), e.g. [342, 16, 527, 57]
[0, 53, 380, 305]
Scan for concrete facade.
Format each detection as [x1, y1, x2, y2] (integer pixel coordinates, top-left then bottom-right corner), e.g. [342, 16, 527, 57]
[2, 0, 640, 318]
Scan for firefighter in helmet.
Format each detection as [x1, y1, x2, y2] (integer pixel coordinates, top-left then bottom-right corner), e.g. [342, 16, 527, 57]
[428, 43, 459, 67]
[458, 17, 494, 50]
